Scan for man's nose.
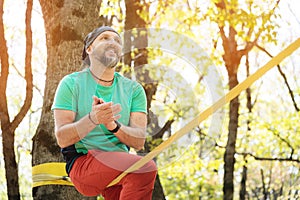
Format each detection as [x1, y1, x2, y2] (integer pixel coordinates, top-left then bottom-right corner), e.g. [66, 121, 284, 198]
[107, 38, 119, 45]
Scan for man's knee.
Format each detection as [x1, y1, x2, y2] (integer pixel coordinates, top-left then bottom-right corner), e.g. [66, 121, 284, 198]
[141, 159, 157, 174]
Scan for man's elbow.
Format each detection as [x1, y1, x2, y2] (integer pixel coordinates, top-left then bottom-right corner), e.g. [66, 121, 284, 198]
[134, 138, 146, 151]
[55, 131, 69, 148]
[55, 137, 66, 148]
[57, 140, 67, 148]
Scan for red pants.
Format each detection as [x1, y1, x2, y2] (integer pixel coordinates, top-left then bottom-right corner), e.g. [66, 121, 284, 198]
[69, 150, 157, 200]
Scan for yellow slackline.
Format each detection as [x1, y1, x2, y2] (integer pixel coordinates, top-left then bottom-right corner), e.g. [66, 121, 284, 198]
[32, 162, 73, 187]
[32, 38, 300, 188]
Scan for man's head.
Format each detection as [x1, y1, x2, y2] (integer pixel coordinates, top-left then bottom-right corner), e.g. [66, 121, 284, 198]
[82, 26, 122, 67]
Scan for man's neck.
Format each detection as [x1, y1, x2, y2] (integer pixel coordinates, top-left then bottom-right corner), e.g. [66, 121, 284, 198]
[90, 64, 115, 86]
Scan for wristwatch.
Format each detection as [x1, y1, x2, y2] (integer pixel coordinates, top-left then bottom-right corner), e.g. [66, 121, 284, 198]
[108, 121, 121, 133]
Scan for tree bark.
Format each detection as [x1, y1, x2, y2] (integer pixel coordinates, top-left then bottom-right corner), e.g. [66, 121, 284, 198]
[32, 0, 104, 199]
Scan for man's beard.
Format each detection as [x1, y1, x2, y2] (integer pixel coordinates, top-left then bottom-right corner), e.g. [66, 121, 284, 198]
[95, 46, 120, 68]
[99, 54, 119, 68]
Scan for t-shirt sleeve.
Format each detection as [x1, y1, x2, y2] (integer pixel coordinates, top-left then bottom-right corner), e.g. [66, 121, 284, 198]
[51, 75, 77, 112]
[131, 83, 147, 114]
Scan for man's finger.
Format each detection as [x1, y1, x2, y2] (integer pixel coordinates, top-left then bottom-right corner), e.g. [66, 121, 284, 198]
[111, 103, 122, 115]
[113, 114, 121, 121]
[92, 96, 104, 106]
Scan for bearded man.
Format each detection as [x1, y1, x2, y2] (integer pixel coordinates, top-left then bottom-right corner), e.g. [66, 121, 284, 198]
[51, 26, 157, 200]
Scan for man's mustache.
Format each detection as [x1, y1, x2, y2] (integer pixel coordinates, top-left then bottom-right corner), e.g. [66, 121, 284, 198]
[104, 45, 122, 56]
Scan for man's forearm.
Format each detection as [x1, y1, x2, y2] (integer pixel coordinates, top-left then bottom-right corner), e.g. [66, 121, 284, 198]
[114, 124, 146, 150]
[55, 114, 97, 148]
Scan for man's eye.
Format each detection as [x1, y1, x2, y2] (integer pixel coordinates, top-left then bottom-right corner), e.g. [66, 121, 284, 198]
[115, 39, 121, 44]
[99, 36, 107, 41]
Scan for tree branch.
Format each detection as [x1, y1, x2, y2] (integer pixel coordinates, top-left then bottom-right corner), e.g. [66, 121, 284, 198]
[255, 43, 299, 112]
[196, 127, 300, 163]
[238, 152, 300, 163]
[238, 0, 281, 58]
[287, 2, 300, 26]
[0, 0, 10, 129]
[11, 62, 43, 97]
[11, 0, 34, 131]
[268, 127, 295, 159]
[153, 118, 175, 140]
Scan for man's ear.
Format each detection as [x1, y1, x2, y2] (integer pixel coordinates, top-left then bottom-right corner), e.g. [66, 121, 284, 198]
[86, 45, 93, 54]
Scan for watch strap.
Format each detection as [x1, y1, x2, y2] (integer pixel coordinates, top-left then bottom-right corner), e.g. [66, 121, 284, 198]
[108, 121, 121, 133]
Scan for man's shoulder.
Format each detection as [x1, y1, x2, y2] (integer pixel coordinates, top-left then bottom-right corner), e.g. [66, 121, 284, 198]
[62, 68, 89, 82]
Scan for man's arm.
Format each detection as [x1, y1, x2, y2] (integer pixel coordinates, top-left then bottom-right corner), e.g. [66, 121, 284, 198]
[53, 96, 119, 148]
[110, 112, 147, 151]
[53, 109, 97, 148]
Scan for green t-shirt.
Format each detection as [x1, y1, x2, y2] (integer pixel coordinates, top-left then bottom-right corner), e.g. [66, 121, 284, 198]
[52, 68, 147, 154]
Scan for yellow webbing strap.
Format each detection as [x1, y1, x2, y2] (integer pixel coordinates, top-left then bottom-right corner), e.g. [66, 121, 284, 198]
[32, 162, 74, 187]
[32, 38, 300, 188]
[107, 38, 300, 187]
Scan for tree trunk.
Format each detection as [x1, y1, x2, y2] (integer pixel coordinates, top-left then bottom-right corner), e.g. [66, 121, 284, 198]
[32, 0, 104, 199]
[219, 23, 242, 200]
[221, 26, 240, 199]
[223, 72, 239, 200]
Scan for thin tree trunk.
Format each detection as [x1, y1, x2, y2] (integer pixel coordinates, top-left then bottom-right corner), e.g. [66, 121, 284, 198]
[260, 169, 268, 200]
[0, 0, 34, 198]
[239, 53, 252, 200]
[0, 1, 20, 198]
[239, 164, 247, 200]
[221, 25, 241, 200]
[1, 130, 20, 199]
[223, 74, 239, 200]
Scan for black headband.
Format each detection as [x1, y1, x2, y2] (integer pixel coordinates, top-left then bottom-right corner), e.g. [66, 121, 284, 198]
[82, 26, 120, 65]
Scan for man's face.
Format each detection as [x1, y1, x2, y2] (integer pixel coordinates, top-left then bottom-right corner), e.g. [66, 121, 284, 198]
[89, 31, 122, 68]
